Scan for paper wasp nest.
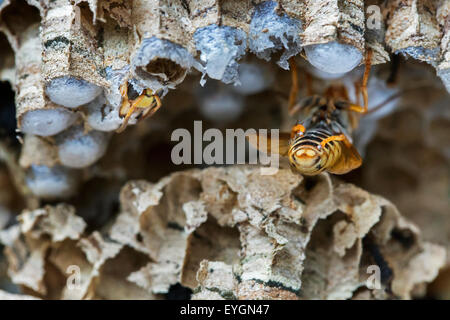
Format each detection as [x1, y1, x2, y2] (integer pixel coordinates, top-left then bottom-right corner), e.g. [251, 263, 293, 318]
[0, 0, 449, 300]
[0, 168, 445, 299]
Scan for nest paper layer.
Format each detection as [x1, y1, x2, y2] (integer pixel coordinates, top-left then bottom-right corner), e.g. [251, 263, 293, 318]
[0, 167, 445, 300]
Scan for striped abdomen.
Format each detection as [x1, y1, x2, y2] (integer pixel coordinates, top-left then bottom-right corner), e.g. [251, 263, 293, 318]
[288, 129, 343, 175]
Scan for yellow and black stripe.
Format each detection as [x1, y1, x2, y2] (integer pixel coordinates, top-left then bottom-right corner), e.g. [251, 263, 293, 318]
[288, 127, 344, 175]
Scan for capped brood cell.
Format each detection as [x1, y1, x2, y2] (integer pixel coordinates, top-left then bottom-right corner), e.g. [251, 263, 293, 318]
[15, 25, 79, 136]
[55, 125, 110, 168]
[194, 25, 247, 85]
[302, 0, 366, 74]
[45, 76, 102, 109]
[25, 165, 79, 200]
[0, 3, 79, 137]
[20, 108, 79, 137]
[249, 1, 303, 70]
[305, 42, 363, 74]
[84, 94, 123, 132]
[41, 1, 106, 108]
